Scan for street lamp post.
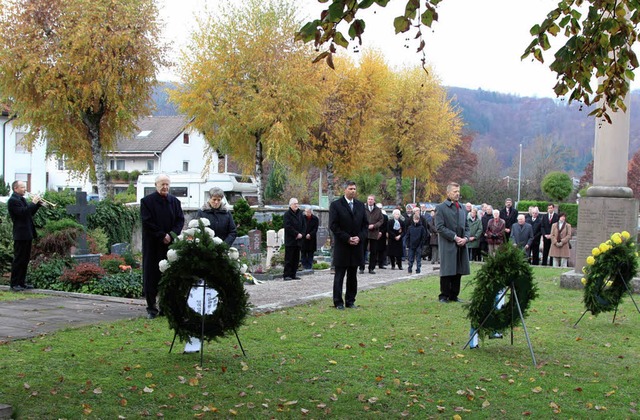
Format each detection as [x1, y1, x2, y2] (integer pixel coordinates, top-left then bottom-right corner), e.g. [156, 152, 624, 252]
[517, 143, 522, 204]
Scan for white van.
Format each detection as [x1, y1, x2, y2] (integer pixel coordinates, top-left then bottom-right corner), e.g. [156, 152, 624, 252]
[136, 172, 258, 210]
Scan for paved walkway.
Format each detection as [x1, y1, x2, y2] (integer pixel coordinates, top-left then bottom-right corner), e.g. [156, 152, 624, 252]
[0, 264, 440, 343]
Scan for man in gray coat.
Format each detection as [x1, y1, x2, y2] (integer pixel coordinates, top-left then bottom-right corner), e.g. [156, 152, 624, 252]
[510, 214, 534, 256]
[435, 182, 470, 303]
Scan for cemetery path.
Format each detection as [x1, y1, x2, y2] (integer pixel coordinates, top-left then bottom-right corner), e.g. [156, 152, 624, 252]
[0, 265, 440, 343]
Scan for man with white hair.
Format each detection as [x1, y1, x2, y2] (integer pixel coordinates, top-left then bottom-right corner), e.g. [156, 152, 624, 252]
[141, 174, 185, 319]
[283, 197, 304, 280]
[510, 214, 534, 254]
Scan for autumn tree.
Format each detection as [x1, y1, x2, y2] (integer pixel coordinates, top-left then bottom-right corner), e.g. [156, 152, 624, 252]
[0, 0, 165, 200]
[170, 0, 322, 207]
[627, 150, 640, 199]
[431, 133, 477, 201]
[298, 0, 639, 120]
[374, 66, 462, 206]
[301, 51, 390, 203]
[470, 146, 507, 207]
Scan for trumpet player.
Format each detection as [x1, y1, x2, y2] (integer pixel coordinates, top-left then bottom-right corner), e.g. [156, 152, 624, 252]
[7, 180, 42, 291]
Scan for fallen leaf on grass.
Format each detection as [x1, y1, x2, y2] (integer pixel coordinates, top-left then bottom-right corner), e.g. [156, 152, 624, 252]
[532, 386, 543, 393]
[605, 390, 616, 397]
[189, 378, 199, 386]
[93, 388, 102, 394]
[482, 400, 490, 408]
[143, 386, 153, 393]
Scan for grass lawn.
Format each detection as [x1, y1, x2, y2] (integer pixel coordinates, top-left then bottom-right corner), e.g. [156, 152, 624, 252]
[1, 266, 638, 418]
[0, 290, 50, 302]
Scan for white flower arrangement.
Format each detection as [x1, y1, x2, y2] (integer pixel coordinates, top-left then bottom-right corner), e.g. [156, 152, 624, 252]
[159, 259, 170, 273]
[188, 217, 211, 229]
[228, 247, 240, 261]
[166, 249, 179, 262]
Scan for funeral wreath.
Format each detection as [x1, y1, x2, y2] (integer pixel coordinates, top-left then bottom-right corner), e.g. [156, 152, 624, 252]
[158, 218, 250, 343]
[467, 243, 538, 338]
[581, 231, 638, 316]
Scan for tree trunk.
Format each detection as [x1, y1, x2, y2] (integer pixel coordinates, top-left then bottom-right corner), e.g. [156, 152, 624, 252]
[82, 110, 107, 200]
[393, 145, 403, 206]
[326, 162, 335, 204]
[254, 135, 264, 207]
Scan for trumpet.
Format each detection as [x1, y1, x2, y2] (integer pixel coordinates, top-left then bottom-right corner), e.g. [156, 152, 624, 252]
[25, 191, 57, 208]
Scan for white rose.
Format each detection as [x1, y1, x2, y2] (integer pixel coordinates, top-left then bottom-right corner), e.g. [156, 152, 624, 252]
[213, 237, 223, 245]
[204, 227, 216, 239]
[176, 234, 184, 241]
[166, 249, 179, 262]
[199, 217, 211, 227]
[228, 247, 240, 260]
[188, 219, 200, 228]
[184, 228, 197, 237]
[159, 259, 170, 273]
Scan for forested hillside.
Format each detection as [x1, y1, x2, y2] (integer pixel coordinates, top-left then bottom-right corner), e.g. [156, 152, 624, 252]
[447, 87, 640, 176]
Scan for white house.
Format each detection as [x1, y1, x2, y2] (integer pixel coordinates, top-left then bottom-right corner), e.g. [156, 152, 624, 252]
[1, 107, 48, 194]
[48, 115, 221, 194]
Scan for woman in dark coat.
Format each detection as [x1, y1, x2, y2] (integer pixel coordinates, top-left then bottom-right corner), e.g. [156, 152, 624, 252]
[300, 206, 319, 270]
[387, 209, 405, 270]
[196, 187, 237, 246]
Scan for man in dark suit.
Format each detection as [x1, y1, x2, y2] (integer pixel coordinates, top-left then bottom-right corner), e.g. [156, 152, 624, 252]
[300, 206, 319, 270]
[435, 182, 470, 303]
[528, 207, 543, 265]
[499, 198, 518, 242]
[329, 180, 368, 309]
[141, 174, 185, 319]
[510, 214, 534, 253]
[7, 180, 43, 291]
[360, 194, 384, 274]
[283, 197, 304, 280]
[541, 203, 559, 266]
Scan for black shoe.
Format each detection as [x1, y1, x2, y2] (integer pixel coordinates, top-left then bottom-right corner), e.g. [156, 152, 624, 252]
[293, 277, 302, 280]
[416, 270, 421, 274]
[368, 270, 376, 274]
[147, 312, 157, 319]
[451, 298, 466, 303]
[391, 266, 396, 270]
[439, 298, 449, 303]
[398, 266, 403, 270]
[470, 345, 480, 350]
[378, 266, 387, 269]
[346, 304, 358, 309]
[10, 285, 25, 292]
[358, 269, 365, 274]
[283, 277, 293, 281]
[335, 304, 345, 310]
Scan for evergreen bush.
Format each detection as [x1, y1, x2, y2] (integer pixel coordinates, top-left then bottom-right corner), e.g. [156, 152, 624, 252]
[233, 198, 256, 236]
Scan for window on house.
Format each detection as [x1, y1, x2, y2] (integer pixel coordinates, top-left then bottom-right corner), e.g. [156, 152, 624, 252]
[15, 173, 30, 191]
[182, 161, 189, 172]
[146, 160, 154, 171]
[183, 133, 190, 144]
[110, 159, 125, 170]
[57, 158, 66, 170]
[15, 132, 29, 153]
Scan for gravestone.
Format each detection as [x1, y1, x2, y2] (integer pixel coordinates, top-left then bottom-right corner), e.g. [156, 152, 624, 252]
[66, 191, 100, 265]
[265, 229, 284, 269]
[248, 229, 261, 255]
[316, 226, 330, 251]
[111, 243, 130, 256]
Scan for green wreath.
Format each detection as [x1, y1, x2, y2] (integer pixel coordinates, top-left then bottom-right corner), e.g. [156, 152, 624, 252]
[467, 243, 538, 339]
[158, 219, 250, 343]
[581, 231, 638, 316]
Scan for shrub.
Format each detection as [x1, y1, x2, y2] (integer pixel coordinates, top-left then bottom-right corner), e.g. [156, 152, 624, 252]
[80, 270, 142, 298]
[40, 218, 84, 236]
[233, 198, 256, 236]
[558, 203, 578, 227]
[60, 263, 106, 286]
[100, 254, 127, 274]
[33, 227, 81, 258]
[313, 262, 330, 270]
[0, 203, 13, 276]
[88, 227, 109, 254]
[516, 200, 550, 213]
[88, 199, 139, 248]
[27, 257, 72, 289]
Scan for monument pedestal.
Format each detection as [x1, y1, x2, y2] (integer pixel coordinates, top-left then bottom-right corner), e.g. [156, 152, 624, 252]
[561, 195, 639, 293]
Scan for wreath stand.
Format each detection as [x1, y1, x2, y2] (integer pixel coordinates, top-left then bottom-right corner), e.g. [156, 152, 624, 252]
[168, 281, 247, 366]
[463, 282, 538, 367]
[573, 269, 640, 328]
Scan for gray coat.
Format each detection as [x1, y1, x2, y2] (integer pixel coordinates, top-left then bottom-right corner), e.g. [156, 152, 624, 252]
[510, 222, 533, 249]
[435, 199, 470, 277]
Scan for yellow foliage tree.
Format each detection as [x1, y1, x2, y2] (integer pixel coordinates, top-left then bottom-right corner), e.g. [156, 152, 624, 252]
[170, 0, 323, 206]
[374, 66, 462, 205]
[0, 0, 165, 199]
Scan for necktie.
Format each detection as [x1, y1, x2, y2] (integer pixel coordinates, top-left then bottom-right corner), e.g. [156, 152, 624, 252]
[455, 202, 460, 209]
[349, 201, 353, 212]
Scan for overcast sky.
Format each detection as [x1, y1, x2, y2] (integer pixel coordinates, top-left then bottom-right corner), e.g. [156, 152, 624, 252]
[157, 0, 633, 99]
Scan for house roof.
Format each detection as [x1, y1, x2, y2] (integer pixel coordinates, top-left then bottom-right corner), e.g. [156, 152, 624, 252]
[114, 115, 192, 153]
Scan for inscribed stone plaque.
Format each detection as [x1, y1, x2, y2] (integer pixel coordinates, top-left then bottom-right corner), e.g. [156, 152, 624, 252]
[575, 196, 638, 274]
[111, 243, 130, 255]
[248, 229, 261, 254]
[317, 226, 329, 249]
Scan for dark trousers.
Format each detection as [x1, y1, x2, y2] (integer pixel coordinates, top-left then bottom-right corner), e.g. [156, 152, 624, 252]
[439, 274, 462, 301]
[530, 238, 541, 265]
[360, 238, 378, 271]
[542, 237, 553, 266]
[300, 250, 314, 270]
[376, 244, 387, 268]
[283, 245, 301, 278]
[10, 239, 32, 287]
[389, 255, 403, 269]
[333, 265, 358, 306]
[144, 276, 160, 314]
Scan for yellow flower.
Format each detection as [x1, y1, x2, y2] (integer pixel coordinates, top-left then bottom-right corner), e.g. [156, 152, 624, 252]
[611, 233, 622, 244]
[581, 266, 586, 274]
[581, 277, 587, 285]
[606, 239, 612, 245]
[586, 256, 595, 265]
[592, 247, 601, 257]
[599, 243, 608, 253]
[621, 231, 631, 239]
[606, 280, 613, 287]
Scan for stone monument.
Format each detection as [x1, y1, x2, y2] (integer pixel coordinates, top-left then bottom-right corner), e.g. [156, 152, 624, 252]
[562, 93, 639, 290]
[66, 191, 101, 265]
